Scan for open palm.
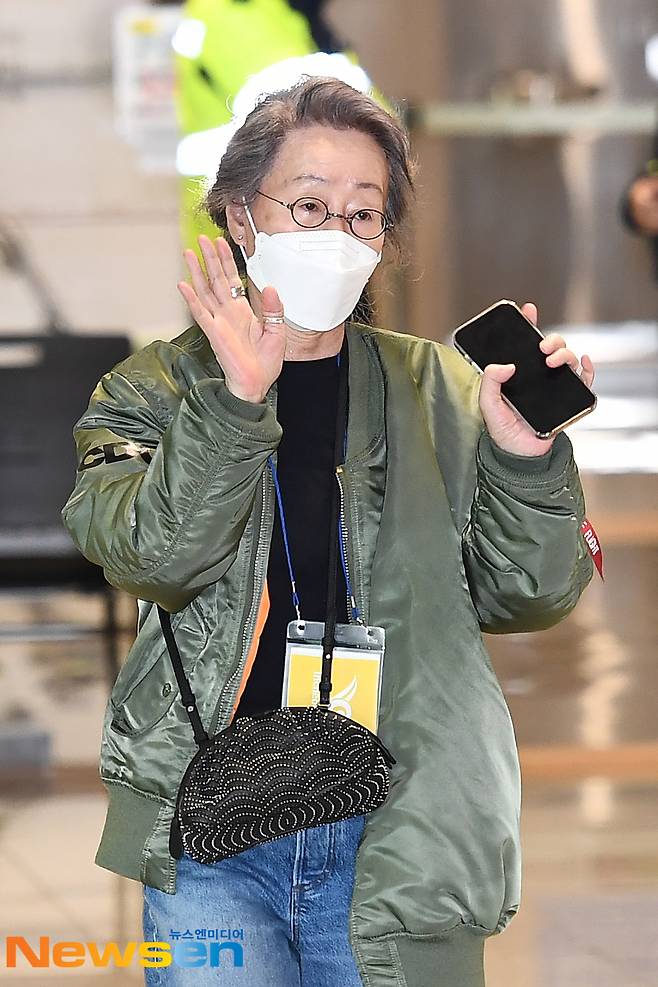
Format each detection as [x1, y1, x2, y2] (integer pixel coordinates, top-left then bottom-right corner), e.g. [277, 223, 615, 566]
[178, 235, 286, 403]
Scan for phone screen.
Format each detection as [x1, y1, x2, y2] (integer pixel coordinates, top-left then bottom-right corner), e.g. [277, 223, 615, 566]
[453, 302, 596, 436]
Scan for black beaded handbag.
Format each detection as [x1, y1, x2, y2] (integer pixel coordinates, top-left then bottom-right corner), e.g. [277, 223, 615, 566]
[157, 339, 396, 865]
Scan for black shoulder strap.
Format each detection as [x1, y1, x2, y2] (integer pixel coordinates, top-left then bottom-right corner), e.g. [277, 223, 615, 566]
[157, 606, 210, 748]
[319, 332, 349, 706]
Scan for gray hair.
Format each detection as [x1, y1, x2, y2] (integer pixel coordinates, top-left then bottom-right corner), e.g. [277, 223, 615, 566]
[202, 76, 417, 274]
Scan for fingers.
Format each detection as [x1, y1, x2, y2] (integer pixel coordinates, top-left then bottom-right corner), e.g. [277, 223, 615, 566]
[183, 236, 247, 317]
[545, 348, 579, 371]
[198, 236, 228, 304]
[200, 235, 245, 306]
[480, 362, 515, 402]
[177, 280, 210, 328]
[539, 333, 566, 355]
[483, 363, 516, 385]
[260, 285, 284, 329]
[537, 333, 596, 385]
[540, 334, 581, 375]
[539, 332, 577, 371]
[214, 236, 244, 294]
[580, 353, 595, 388]
[520, 302, 538, 326]
[543, 340, 576, 369]
[478, 364, 517, 427]
[183, 248, 220, 317]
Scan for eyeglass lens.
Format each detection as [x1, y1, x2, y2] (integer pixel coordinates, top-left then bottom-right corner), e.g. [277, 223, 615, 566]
[291, 196, 386, 240]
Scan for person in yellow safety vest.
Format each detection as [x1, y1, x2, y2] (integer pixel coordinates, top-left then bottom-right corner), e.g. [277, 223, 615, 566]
[174, 0, 349, 252]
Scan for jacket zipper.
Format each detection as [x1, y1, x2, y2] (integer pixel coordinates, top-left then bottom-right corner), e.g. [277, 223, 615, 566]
[209, 467, 273, 733]
[336, 465, 363, 625]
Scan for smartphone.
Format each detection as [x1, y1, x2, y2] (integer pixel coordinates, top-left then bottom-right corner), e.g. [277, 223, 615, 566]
[452, 299, 597, 439]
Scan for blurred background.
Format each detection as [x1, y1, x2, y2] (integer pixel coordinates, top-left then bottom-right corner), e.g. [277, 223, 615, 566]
[1, 1, 657, 984]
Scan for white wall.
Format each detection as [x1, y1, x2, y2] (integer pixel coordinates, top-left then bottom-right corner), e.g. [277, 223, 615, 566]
[0, 0, 185, 345]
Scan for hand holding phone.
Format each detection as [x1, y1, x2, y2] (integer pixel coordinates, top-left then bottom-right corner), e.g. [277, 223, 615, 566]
[453, 300, 596, 456]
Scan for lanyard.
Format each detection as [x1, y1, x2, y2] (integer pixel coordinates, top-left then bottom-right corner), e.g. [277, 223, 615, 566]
[158, 337, 358, 734]
[265, 340, 361, 626]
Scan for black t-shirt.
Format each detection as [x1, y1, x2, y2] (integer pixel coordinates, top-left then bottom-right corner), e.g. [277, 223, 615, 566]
[234, 353, 349, 718]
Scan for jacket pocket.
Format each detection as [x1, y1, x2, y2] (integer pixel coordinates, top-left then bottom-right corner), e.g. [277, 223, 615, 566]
[110, 598, 206, 737]
[109, 653, 178, 737]
[110, 608, 177, 707]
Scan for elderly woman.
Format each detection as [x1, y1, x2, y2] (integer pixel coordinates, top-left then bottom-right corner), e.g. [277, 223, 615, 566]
[62, 76, 595, 987]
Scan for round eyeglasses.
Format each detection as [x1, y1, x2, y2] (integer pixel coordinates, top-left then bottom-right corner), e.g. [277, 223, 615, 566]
[254, 190, 391, 240]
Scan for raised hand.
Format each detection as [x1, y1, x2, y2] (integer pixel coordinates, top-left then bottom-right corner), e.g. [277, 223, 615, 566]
[478, 302, 596, 457]
[178, 235, 286, 403]
[627, 175, 658, 236]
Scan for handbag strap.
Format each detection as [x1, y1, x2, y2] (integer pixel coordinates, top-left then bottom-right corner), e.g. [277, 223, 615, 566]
[157, 331, 349, 745]
[158, 606, 210, 747]
[319, 333, 349, 706]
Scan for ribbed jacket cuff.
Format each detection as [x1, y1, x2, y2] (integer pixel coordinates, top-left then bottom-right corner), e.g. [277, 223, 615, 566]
[191, 378, 274, 427]
[479, 428, 572, 483]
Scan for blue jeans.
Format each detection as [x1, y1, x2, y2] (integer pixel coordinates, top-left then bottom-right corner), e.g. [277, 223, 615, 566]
[142, 813, 367, 986]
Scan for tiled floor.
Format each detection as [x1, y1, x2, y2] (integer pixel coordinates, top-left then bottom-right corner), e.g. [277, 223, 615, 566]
[1, 321, 657, 983]
[0, 592, 144, 982]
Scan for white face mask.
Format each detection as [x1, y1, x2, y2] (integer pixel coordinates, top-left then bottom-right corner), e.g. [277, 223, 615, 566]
[239, 201, 382, 332]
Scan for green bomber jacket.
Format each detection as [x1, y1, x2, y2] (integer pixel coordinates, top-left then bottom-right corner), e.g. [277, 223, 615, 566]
[61, 319, 593, 987]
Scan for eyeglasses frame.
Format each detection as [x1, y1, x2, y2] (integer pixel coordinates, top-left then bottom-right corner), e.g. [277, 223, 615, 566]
[253, 189, 393, 240]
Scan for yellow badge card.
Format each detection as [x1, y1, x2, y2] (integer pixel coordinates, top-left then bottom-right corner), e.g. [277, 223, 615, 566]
[282, 622, 385, 733]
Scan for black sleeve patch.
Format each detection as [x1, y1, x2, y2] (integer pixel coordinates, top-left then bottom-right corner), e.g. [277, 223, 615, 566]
[78, 441, 155, 471]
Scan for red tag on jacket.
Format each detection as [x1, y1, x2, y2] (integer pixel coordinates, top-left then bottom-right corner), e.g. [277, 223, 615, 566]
[581, 518, 604, 580]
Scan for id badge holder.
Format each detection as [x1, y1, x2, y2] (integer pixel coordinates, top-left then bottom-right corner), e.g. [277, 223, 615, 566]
[282, 620, 386, 733]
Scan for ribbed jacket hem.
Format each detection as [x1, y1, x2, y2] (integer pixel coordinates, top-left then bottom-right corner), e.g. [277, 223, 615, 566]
[350, 924, 486, 987]
[95, 779, 175, 892]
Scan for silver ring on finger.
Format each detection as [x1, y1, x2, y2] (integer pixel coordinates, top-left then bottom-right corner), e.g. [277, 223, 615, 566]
[574, 362, 583, 378]
[230, 284, 247, 300]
